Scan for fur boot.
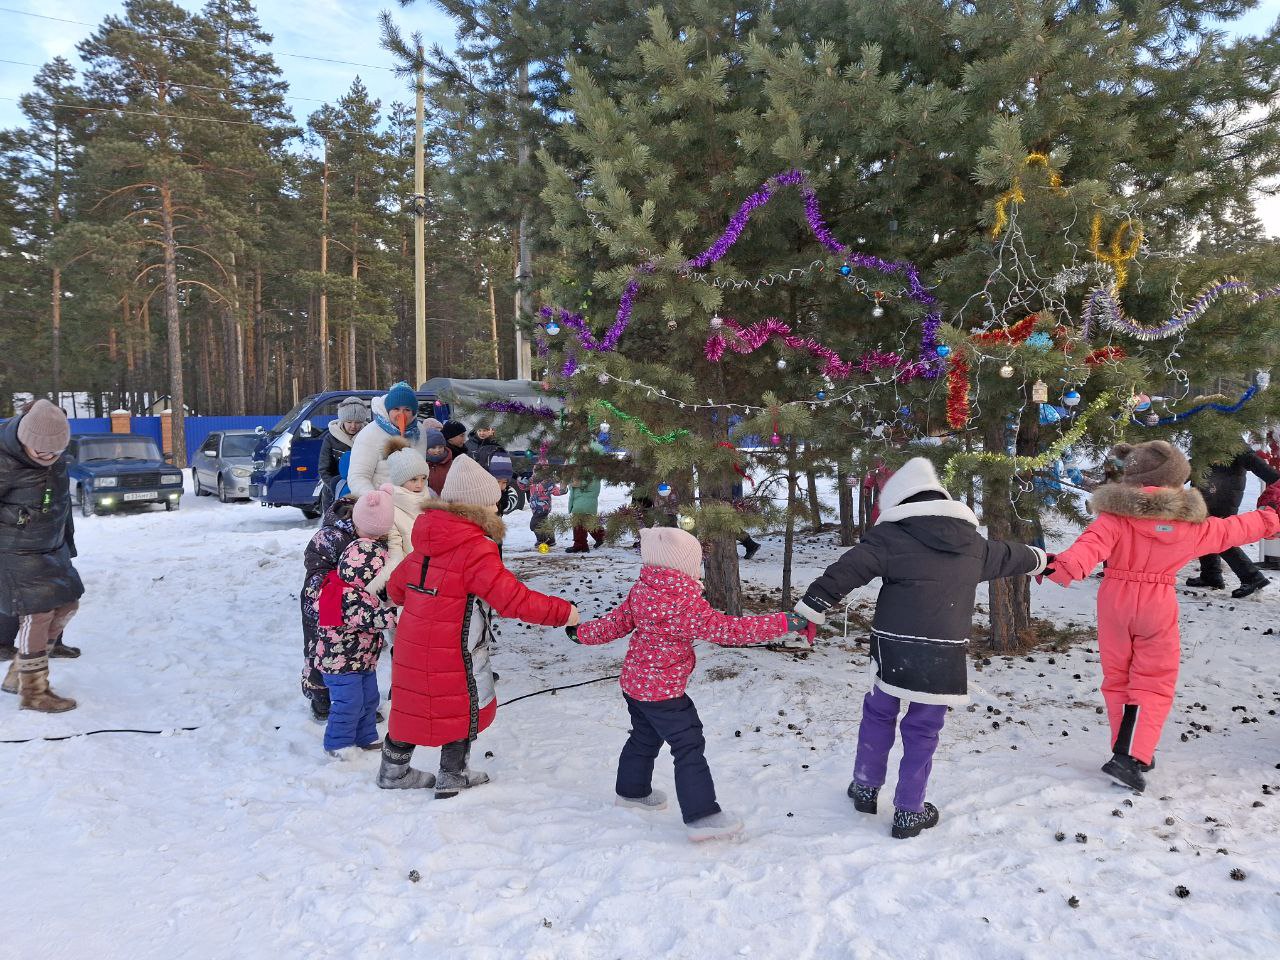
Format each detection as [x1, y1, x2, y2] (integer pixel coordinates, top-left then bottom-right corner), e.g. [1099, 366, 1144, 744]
[2, 658, 17, 695]
[16, 656, 76, 713]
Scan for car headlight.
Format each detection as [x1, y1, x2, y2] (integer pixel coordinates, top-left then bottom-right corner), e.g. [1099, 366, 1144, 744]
[95, 477, 118, 489]
[265, 434, 292, 471]
[232, 467, 252, 479]
[162, 474, 182, 485]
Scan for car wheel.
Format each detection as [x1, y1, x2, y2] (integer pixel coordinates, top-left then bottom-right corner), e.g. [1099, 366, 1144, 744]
[194, 472, 206, 497]
[80, 487, 94, 518]
[166, 499, 178, 511]
[300, 505, 322, 520]
[217, 476, 229, 504]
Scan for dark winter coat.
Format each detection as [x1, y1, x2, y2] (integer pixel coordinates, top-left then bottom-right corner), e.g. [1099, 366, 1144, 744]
[0, 416, 83, 617]
[318, 422, 354, 488]
[465, 435, 505, 472]
[796, 498, 1045, 706]
[1198, 451, 1280, 518]
[387, 501, 573, 747]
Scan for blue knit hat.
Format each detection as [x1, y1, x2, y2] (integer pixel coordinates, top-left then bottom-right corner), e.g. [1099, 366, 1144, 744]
[384, 382, 417, 415]
[488, 453, 514, 480]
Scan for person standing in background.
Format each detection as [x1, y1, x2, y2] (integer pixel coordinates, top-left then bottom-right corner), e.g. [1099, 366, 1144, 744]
[318, 397, 369, 515]
[1186, 446, 1280, 598]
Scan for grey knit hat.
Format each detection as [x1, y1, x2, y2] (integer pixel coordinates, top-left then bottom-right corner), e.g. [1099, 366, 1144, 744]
[17, 399, 70, 454]
[387, 445, 431, 487]
[336, 396, 370, 424]
[1111, 441, 1190, 489]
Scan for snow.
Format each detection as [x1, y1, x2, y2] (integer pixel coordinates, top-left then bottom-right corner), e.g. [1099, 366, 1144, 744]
[4, 477, 1280, 959]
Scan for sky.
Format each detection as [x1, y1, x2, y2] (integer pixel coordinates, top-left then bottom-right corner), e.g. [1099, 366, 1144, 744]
[0, 0, 1277, 230]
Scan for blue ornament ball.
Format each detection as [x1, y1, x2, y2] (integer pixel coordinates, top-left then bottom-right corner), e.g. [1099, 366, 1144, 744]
[899, 405, 911, 417]
[545, 322, 560, 336]
[936, 345, 951, 358]
[816, 390, 826, 401]
[839, 264, 852, 276]
[657, 483, 672, 498]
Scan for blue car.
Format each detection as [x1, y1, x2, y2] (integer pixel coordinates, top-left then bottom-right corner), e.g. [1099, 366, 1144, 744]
[251, 390, 448, 519]
[68, 434, 184, 517]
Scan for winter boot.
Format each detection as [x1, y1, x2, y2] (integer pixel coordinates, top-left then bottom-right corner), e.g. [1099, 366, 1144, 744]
[16, 656, 76, 713]
[326, 746, 357, 761]
[742, 538, 761, 561]
[891, 802, 940, 839]
[1232, 576, 1270, 600]
[0, 644, 14, 662]
[1138, 755, 1156, 773]
[1101, 752, 1146, 793]
[847, 781, 879, 815]
[686, 811, 744, 842]
[1185, 575, 1225, 590]
[359, 740, 384, 752]
[591, 528, 606, 548]
[377, 739, 435, 790]
[47, 634, 81, 659]
[1, 659, 17, 695]
[435, 739, 489, 799]
[615, 789, 668, 812]
[309, 686, 331, 724]
[566, 525, 590, 553]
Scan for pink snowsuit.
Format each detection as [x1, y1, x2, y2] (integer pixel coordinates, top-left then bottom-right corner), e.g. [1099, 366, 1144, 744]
[1049, 483, 1280, 764]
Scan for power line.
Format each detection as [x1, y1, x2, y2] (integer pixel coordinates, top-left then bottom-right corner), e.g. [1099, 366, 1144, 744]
[0, 6, 398, 72]
[0, 95, 345, 136]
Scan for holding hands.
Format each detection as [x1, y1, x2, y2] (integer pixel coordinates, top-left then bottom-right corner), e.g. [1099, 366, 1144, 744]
[785, 612, 819, 645]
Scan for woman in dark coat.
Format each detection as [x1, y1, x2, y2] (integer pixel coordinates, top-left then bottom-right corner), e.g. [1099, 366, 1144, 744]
[0, 400, 82, 712]
[1187, 448, 1280, 597]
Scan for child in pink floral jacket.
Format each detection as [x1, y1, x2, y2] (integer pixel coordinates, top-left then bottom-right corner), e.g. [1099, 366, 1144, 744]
[314, 486, 397, 758]
[571, 527, 809, 841]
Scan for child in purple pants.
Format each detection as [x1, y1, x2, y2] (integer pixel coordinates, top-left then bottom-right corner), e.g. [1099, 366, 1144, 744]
[793, 458, 1046, 838]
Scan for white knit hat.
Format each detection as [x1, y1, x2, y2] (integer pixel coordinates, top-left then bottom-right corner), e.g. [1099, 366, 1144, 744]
[640, 527, 702, 580]
[440, 454, 500, 508]
[879, 457, 951, 512]
[387, 445, 430, 487]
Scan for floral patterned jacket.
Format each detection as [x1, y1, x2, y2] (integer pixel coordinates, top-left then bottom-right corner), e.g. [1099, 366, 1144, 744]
[314, 537, 396, 674]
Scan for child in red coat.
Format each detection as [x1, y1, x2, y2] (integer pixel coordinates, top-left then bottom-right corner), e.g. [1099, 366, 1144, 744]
[1046, 440, 1280, 792]
[378, 455, 580, 798]
[572, 527, 809, 841]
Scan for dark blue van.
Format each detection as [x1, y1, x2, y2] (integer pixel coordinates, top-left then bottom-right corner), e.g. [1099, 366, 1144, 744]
[250, 390, 447, 519]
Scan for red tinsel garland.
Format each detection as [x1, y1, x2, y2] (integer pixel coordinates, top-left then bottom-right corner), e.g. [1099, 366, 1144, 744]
[1084, 345, 1127, 366]
[946, 353, 971, 430]
[970, 314, 1038, 345]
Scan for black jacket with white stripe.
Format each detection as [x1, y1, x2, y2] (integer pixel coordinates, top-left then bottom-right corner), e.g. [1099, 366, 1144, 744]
[796, 498, 1046, 705]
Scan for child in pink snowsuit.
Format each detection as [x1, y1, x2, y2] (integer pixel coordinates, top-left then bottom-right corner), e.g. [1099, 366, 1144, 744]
[1047, 441, 1280, 792]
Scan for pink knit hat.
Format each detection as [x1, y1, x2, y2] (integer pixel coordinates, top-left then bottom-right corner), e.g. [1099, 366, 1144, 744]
[640, 527, 702, 580]
[353, 483, 396, 538]
[17, 399, 70, 454]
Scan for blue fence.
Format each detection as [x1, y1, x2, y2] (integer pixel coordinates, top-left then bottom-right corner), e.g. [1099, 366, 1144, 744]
[69, 415, 279, 465]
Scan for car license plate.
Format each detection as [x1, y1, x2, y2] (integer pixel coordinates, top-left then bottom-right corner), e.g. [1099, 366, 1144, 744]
[122, 491, 157, 502]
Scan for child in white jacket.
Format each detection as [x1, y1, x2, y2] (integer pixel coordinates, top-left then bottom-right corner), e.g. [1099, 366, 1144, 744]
[372, 439, 433, 594]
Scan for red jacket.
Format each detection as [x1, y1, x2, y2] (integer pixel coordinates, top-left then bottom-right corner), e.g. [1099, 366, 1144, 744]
[1050, 484, 1280, 587]
[576, 565, 788, 701]
[388, 502, 573, 746]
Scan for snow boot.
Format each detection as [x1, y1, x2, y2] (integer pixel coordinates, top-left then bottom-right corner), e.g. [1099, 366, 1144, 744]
[590, 528, 606, 548]
[742, 540, 761, 561]
[47, 635, 80, 658]
[891, 802, 940, 839]
[1232, 576, 1270, 600]
[377, 739, 435, 790]
[566, 526, 590, 553]
[848, 781, 878, 815]
[359, 740, 383, 752]
[1, 659, 17, 695]
[1101, 752, 1146, 793]
[1185, 575, 1225, 590]
[615, 789, 668, 812]
[435, 739, 489, 799]
[685, 811, 744, 842]
[326, 746, 356, 761]
[0, 644, 14, 662]
[16, 656, 76, 713]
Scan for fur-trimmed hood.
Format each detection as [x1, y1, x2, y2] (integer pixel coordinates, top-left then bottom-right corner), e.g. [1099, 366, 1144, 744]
[419, 499, 506, 543]
[1089, 483, 1208, 523]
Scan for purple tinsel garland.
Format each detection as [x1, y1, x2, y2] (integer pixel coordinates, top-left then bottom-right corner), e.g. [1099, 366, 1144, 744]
[481, 400, 557, 420]
[548, 169, 945, 379]
[1081, 279, 1280, 341]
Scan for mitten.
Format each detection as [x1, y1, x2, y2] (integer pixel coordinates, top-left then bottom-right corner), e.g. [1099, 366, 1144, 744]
[1035, 553, 1057, 585]
[565, 625, 580, 643]
[784, 613, 810, 632]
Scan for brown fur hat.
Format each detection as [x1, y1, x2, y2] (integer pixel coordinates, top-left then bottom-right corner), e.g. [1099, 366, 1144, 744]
[1109, 440, 1190, 489]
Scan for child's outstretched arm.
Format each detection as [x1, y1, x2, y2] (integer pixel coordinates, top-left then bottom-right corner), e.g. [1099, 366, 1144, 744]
[981, 540, 1049, 582]
[1047, 515, 1122, 586]
[686, 596, 789, 647]
[793, 542, 887, 624]
[572, 599, 636, 646]
[1193, 507, 1280, 557]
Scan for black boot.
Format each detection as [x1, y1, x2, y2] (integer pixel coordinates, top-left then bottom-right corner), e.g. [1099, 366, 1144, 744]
[309, 687, 331, 723]
[48, 635, 81, 658]
[742, 538, 761, 561]
[0, 645, 13, 662]
[1232, 576, 1269, 600]
[1101, 752, 1146, 792]
[847, 781, 878, 815]
[1185, 575, 1225, 589]
[891, 802, 940, 839]
[1138, 755, 1156, 773]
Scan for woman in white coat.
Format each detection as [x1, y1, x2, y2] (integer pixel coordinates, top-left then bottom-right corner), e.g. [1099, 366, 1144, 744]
[347, 382, 428, 496]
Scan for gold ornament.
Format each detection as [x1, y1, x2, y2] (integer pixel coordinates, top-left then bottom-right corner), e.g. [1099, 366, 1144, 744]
[999, 364, 1015, 379]
[537, 543, 550, 554]
[677, 514, 696, 531]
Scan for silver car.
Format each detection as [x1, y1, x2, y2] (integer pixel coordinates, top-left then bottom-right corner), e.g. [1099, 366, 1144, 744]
[192, 430, 260, 502]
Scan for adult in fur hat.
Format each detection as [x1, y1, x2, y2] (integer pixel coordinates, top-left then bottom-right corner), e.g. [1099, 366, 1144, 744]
[1046, 440, 1280, 792]
[377, 455, 580, 797]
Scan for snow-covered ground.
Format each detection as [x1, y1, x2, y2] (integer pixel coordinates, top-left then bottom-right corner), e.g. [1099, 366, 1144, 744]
[4, 478, 1280, 959]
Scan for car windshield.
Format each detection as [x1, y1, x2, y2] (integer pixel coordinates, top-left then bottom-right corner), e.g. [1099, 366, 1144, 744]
[221, 435, 259, 458]
[80, 438, 162, 462]
[268, 399, 311, 435]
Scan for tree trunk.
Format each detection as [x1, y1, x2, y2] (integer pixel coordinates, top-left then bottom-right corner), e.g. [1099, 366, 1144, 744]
[223, 252, 246, 415]
[50, 266, 62, 402]
[805, 463, 821, 533]
[781, 438, 799, 607]
[318, 143, 330, 390]
[512, 62, 534, 380]
[837, 468, 856, 546]
[981, 414, 1033, 651]
[487, 266, 501, 378]
[158, 183, 187, 465]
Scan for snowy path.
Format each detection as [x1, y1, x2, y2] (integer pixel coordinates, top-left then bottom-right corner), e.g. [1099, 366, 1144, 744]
[3, 482, 1280, 959]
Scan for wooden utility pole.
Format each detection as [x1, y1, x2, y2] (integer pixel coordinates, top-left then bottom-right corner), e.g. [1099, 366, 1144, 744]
[318, 140, 331, 390]
[513, 61, 533, 381]
[413, 45, 429, 388]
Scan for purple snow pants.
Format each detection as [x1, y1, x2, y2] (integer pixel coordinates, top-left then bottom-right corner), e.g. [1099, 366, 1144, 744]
[853, 686, 948, 813]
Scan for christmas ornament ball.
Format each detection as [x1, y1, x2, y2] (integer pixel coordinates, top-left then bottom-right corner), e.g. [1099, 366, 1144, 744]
[1063, 389, 1081, 407]
[770, 432, 782, 446]
[839, 263, 852, 276]
[677, 514, 696, 532]
[710, 315, 723, 330]
[936, 345, 951, 358]
[537, 543, 550, 554]
[999, 364, 1015, 379]
[667, 319, 678, 330]
[1134, 393, 1152, 412]
[872, 305, 885, 318]
[776, 358, 787, 370]
[545, 321, 560, 336]
[657, 483, 672, 497]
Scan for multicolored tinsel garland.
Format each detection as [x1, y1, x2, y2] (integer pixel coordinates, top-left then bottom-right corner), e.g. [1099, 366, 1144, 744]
[549, 169, 945, 378]
[1081, 277, 1280, 341]
[942, 393, 1112, 489]
[592, 399, 689, 444]
[480, 399, 558, 420]
[704, 316, 933, 382]
[946, 354, 971, 430]
[990, 153, 1065, 240]
[1136, 386, 1258, 427]
[1090, 215, 1143, 292]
